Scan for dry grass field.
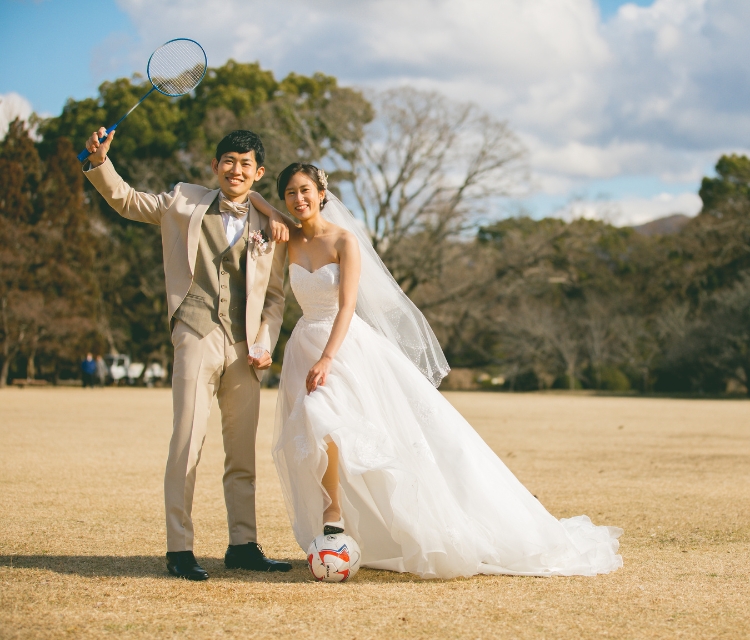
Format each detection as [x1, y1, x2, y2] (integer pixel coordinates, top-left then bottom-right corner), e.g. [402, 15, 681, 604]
[0, 388, 748, 639]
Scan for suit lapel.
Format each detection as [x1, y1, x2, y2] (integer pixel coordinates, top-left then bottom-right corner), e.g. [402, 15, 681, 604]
[187, 189, 220, 275]
[245, 205, 261, 294]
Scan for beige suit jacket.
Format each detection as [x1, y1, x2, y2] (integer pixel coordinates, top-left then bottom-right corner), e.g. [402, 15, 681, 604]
[84, 159, 286, 381]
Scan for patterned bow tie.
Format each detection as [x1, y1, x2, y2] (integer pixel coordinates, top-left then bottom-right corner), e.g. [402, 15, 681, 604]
[218, 193, 249, 218]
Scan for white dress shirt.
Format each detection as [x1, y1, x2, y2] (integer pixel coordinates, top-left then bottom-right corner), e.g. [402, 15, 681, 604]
[221, 210, 248, 248]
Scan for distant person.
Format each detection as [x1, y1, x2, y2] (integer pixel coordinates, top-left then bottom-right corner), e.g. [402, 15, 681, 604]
[95, 355, 108, 387]
[82, 127, 294, 581]
[80, 353, 96, 388]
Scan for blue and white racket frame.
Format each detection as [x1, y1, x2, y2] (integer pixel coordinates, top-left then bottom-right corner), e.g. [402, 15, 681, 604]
[77, 38, 207, 162]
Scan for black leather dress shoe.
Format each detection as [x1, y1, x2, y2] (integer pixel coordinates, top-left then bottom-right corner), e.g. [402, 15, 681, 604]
[224, 542, 292, 572]
[166, 551, 209, 581]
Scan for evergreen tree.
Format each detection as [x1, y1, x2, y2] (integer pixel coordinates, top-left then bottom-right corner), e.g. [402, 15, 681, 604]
[0, 119, 43, 385]
[0, 122, 100, 384]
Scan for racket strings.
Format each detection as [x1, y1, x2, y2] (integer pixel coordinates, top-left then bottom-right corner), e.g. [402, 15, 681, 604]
[148, 40, 206, 96]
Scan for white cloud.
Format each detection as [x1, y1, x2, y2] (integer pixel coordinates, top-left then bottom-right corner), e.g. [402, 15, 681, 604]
[618, 191, 703, 225]
[532, 139, 654, 180]
[601, 0, 750, 149]
[560, 191, 703, 226]
[109, 0, 748, 223]
[0, 92, 33, 139]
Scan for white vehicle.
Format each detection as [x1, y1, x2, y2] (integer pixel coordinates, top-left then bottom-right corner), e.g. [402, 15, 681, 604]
[105, 354, 129, 384]
[127, 362, 145, 382]
[143, 362, 167, 387]
[104, 354, 146, 385]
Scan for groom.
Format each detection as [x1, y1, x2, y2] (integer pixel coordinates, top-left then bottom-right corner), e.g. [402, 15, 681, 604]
[83, 127, 291, 580]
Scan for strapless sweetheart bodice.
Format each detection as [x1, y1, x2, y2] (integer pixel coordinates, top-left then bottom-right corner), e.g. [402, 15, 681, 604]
[289, 262, 340, 322]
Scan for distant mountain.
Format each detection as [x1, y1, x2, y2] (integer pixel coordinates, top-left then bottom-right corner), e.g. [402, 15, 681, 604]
[631, 213, 692, 236]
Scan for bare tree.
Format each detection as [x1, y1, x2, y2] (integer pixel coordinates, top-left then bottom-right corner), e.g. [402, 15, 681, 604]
[548, 311, 584, 391]
[498, 303, 561, 390]
[337, 87, 528, 295]
[498, 297, 592, 391]
[583, 299, 616, 389]
[614, 316, 660, 392]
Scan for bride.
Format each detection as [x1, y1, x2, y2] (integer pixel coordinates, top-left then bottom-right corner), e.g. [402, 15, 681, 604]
[255, 163, 622, 579]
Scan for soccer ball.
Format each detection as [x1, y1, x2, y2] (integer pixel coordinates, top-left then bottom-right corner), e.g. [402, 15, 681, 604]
[307, 533, 361, 582]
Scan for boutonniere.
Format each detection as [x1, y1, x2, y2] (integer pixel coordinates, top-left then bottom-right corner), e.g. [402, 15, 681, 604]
[249, 229, 272, 259]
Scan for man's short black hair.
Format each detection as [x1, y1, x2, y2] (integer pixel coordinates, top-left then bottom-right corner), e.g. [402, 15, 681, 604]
[214, 130, 265, 166]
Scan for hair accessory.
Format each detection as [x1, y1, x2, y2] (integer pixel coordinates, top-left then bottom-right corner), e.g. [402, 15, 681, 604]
[317, 169, 328, 190]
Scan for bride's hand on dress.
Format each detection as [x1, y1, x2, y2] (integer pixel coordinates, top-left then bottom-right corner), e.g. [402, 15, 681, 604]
[306, 356, 332, 394]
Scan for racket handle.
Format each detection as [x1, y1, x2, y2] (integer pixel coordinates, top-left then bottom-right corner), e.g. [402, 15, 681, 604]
[77, 125, 117, 163]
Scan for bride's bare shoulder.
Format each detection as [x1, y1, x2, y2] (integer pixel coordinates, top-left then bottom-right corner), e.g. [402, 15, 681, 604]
[332, 226, 359, 254]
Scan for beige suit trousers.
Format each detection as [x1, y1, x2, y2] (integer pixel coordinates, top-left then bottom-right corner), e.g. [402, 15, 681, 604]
[166, 320, 260, 551]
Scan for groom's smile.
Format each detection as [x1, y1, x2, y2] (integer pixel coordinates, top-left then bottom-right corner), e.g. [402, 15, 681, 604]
[212, 150, 265, 202]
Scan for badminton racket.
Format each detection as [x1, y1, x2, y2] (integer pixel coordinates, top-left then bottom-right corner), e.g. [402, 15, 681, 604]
[77, 38, 207, 162]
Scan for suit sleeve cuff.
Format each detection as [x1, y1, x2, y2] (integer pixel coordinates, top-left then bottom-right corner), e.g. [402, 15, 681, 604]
[83, 156, 107, 172]
[253, 324, 272, 354]
[82, 157, 118, 181]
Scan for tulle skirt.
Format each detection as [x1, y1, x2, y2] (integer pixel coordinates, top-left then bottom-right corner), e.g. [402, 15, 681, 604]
[273, 314, 622, 579]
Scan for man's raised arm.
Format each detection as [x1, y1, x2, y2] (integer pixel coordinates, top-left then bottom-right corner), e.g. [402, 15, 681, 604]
[82, 127, 176, 226]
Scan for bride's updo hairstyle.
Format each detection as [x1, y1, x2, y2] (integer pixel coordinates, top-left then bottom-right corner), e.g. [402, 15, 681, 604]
[276, 163, 329, 208]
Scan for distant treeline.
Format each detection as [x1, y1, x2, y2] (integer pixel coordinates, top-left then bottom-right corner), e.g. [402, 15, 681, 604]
[429, 154, 750, 395]
[444, 156, 750, 394]
[1, 60, 749, 394]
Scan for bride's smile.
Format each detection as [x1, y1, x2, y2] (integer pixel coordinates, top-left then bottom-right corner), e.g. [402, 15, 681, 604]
[284, 172, 324, 220]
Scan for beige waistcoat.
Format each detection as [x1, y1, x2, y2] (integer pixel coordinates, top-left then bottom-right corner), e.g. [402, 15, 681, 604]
[172, 199, 248, 343]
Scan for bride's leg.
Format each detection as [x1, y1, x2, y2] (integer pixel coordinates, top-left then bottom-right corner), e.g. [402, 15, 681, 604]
[321, 438, 341, 524]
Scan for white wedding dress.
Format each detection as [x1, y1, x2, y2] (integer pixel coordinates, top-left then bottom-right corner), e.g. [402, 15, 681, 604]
[273, 262, 622, 579]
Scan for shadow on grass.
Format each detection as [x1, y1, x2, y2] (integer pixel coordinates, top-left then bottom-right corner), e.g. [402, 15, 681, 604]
[0, 555, 427, 584]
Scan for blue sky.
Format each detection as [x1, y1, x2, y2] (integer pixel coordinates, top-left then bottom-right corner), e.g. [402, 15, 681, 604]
[598, 0, 652, 19]
[2, 0, 747, 225]
[2, 0, 652, 115]
[0, 0, 137, 114]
